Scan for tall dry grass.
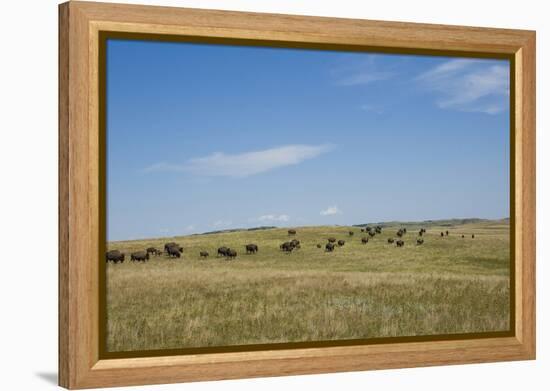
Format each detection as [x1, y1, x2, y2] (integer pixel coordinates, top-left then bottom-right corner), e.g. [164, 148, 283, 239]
[106, 221, 510, 352]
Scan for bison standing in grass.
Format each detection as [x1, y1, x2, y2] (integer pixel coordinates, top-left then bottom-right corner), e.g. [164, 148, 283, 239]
[288, 229, 297, 235]
[106, 250, 125, 263]
[396, 240, 405, 247]
[387, 238, 395, 244]
[131, 251, 149, 262]
[337, 240, 345, 247]
[368, 231, 376, 238]
[217, 247, 229, 257]
[316, 244, 322, 248]
[280, 241, 295, 253]
[472, 234, 475, 239]
[166, 246, 181, 258]
[327, 237, 337, 243]
[226, 249, 237, 259]
[164, 242, 183, 253]
[375, 226, 382, 234]
[200, 251, 209, 258]
[417, 238, 424, 245]
[325, 242, 336, 252]
[349, 231, 354, 236]
[361, 237, 369, 244]
[146, 247, 160, 256]
[245, 244, 258, 254]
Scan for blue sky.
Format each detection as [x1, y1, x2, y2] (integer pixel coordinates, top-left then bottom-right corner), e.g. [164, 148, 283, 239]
[107, 39, 510, 241]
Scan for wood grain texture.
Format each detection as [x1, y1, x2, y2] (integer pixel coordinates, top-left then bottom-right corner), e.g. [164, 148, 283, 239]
[58, 1, 536, 388]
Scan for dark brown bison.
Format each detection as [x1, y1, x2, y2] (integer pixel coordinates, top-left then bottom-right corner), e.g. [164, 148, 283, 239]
[146, 247, 159, 256]
[360, 228, 365, 232]
[166, 246, 181, 258]
[288, 229, 297, 235]
[361, 237, 369, 244]
[245, 244, 258, 254]
[396, 240, 405, 247]
[368, 231, 376, 238]
[164, 242, 183, 253]
[462, 235, 465, 238]
[325, 242, 336, 252]
[337, 240, 345, 246]
[417, 238, 424, 245]
[440, 232, 444, 237]
[106, 250, 125, 263]
[349, 231, 354, 236]
[397, 230, 404, 237]
[226, 249, 237, 259]
[375, 226, 382, 234]
[445, 230, 449, 236]
[403, 228, 407, 234]
[217, 247, 229, 257]
[327, 237, 337, 243]
[472, 234, 475, 239]
[387, 238, 394, 244]
[418, 230, 423, 236]
[365, 226, 372, 232]
[131, 251, 149, 262]
[280, 241, 295, 252]
[316, 244, 322, 248]
[200, 251, 209, 258]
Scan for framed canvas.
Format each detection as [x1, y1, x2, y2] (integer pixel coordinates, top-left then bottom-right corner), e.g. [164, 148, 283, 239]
[58, 1, 536, 389]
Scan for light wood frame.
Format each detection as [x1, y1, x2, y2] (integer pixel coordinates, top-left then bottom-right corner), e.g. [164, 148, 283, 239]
[59, 1, 536, 389]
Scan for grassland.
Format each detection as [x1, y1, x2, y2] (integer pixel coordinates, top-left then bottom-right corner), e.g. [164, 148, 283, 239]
[106, 219, 510, 352]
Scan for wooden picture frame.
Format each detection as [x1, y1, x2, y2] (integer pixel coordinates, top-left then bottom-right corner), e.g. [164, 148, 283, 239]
[59, 1, 536, 389]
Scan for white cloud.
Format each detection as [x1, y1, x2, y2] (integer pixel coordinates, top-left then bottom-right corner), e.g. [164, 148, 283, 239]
[416, 58, 509, 114]
[333, 55, 395, 86]
[143, 144, 333, 178]
[257, 214, 290, 223]
[320, 206, 341, 216]
[211, 220, 232, 228]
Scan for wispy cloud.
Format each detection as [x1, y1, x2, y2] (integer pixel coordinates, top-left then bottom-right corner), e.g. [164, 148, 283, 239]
[320, 206, 341, 216]
[332, 55, 395, 86]
[416, 59, 509, 114]
[183, 225, 195, 232]
[256, 214, 290, 223]
[143, 144, 333, 178]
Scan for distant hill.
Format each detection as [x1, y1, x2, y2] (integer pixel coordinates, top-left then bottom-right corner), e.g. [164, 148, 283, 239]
[197, 226, 277, 236]
[352, 217, 509, 228]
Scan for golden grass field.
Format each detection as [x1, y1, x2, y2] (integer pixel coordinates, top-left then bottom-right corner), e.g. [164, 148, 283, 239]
[106, 219, 510, 352]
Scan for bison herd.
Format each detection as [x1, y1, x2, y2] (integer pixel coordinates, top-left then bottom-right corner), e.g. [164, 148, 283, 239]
[106, 226, 477, 264]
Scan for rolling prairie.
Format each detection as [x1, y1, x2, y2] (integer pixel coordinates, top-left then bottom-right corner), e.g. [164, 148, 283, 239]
[106, 219, 510, 352]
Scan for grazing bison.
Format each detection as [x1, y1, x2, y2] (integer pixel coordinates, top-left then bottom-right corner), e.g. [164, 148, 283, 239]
[106, 250, 125, 263]
[417, 238, 424, 245]
[440, 232, 444, 237]
[337, 240, 345, 246]
[396, 240, 405, 247]
[349, 231, 354, 236]
[365, 226, 372, 232]
[360, 228, 365, 233]
[472, 234, 475, 239]
[200, 251, 209, 258]
[387, 238, 395, 244]
[226, 249, 237, 259]
[327, 237, 337, 243]
[368, 231, 376, 238]
[375, 226, 382, 234]
[146, 247, 159, 256]
[245, 244, 258, 254]
[316, 243, 322, 248]
[131, 251, 149, 262]
[164, 242, 183, 253]
[290, 239, 300, 246]
[280, 241, 295, 252]
[217, 247, 229, 257]
[166, 246, 181, 258]
[325, 242, 336, 252]
[361, 237, 369, 244]
[418, 230, 423, 236]
[397, 229, 404, 237]
[288, 229, 297, 235]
